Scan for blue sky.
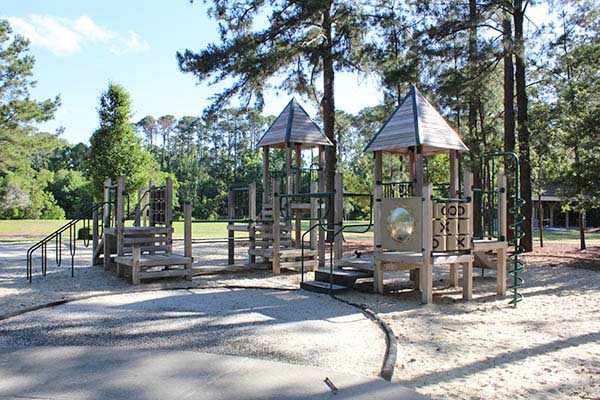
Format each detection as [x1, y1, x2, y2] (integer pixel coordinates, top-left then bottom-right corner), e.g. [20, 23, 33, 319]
[5, 1, 549, 145]
[4, 0, 381, 144]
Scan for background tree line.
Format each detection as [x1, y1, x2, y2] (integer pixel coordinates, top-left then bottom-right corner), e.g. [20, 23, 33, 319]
[1, 0, 599, 250]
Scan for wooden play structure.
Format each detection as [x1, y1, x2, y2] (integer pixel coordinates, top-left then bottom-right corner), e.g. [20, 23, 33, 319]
[98, 176, 193, 284]
[299, 86, 518, 303]
[227, 98, 333, 275]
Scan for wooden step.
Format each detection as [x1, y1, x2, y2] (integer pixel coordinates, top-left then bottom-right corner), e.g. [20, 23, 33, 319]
[123, 245, 170, 254]
[280, 259, 318, 271]
[122, 237, 169, 245]
[255, 224, 289, 232]
[255, 233, 291, 240]
[248, 248, 318, 258]
[254, 240, 292, 248]
[334, 257, 374, 271]
[123, 226, 172, 235]
[315, 268, 373, 287]
[114, 253, 191, 267]
[301, 280, 349, 294]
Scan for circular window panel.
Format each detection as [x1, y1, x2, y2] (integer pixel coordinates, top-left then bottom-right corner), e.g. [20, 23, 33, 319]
[387, 207, 416, 243]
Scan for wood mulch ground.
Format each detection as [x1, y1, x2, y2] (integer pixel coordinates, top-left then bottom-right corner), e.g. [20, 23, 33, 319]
[522, 242, 600, 271]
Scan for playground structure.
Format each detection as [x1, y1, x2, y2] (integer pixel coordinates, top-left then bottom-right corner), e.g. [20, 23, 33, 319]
[26, 89, 524, 304]
[226, 88, 523, 304]
[226, 98, 334, 275]
[27, 176, 193, 285]
[101, 176, 193, 284]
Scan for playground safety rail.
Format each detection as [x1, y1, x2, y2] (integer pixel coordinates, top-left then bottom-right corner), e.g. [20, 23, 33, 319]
[26, 202, 107, 283]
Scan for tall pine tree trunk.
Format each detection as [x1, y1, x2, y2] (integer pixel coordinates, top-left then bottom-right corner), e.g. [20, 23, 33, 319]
[503, 11, 515, 241]
[321, 2, 337, 239]
[514, 0, 533, 252]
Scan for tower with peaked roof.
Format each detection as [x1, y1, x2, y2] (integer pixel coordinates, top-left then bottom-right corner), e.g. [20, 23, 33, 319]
[250, 98, 332, 275]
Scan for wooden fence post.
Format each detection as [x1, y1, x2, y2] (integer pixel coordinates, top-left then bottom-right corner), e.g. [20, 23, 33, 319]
[103, 178, 111, 271]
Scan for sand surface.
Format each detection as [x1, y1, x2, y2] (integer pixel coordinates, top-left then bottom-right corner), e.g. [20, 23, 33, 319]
[1, 241, 599, 399]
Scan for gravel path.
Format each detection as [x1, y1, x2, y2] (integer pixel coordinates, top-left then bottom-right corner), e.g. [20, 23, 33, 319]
[0, 287, 385, 377]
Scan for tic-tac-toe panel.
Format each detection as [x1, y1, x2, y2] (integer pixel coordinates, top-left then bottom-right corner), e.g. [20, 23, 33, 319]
[432, 201, 471, 252]
[380, 197, 423, 252]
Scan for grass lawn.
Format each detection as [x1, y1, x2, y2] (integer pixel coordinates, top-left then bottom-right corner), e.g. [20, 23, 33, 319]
[0, 219, 235, 241]
[1, 219, 599, 243]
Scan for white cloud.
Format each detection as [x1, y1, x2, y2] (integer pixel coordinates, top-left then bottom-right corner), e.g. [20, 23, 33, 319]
[109, 31, 150, 55]
[5, 14, 148, 56]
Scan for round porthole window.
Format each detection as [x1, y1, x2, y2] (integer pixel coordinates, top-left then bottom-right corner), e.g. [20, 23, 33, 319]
[387, 207, 416, 242]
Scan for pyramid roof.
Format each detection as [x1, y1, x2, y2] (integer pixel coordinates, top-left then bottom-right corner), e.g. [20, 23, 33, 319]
[364, 86, 468, 155]
[257, 98, 333, 148]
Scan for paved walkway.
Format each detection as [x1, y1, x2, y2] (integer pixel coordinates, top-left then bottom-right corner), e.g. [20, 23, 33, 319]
[1, 288, 385, 376]
[0, 347, 426, 399]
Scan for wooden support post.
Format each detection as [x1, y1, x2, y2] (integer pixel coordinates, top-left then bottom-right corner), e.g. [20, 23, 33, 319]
[249, 182, 257, 264]
[420, 184, 433, 304]
[449, 150, 459, 287]
[165, 177, 173, 253]
[262, 146, 270, 205]
[295, 145, 302, 245]
[132, 246, 141, 285]
[497, 247, 507, 295]
[184, 202, 193, 281]
[92, 208, 99, 265]
[310, 181, 318, 251]
[408, 150, 418, 284]
[227, 188, 235, 265]
[285, 146, 293, 235]
[272, 180, 281, 275]
[334, 172, 344, 260]
[374, 260, 384, 294]
[373, 151, 383, 293]
[317, 145, 326, 268]
[116, 176, 125, 257]
[463, 260, 473, 300]
[415, 148, 424, 195]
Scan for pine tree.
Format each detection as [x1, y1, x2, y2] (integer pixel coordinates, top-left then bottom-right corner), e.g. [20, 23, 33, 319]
[86, 83, 158, 198]
[177, 0, 368, 226]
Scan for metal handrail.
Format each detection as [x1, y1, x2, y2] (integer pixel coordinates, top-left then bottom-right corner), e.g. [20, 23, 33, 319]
[26, 201, 108, 283]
